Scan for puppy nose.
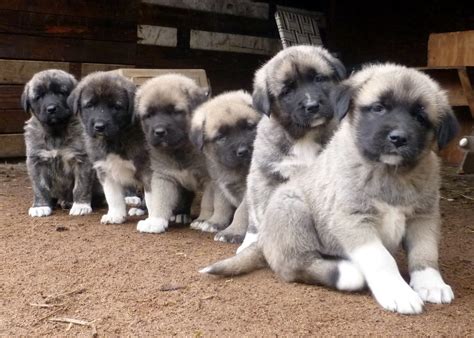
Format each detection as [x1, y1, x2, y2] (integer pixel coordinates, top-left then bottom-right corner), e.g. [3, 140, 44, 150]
[236, 145, 250, 157]
[46, 105, 57, 114]
[154, 127, 167, 138]
[304, 102, 320, 114]
[94, 122, 105, 132]
[388, 130, 407, 148]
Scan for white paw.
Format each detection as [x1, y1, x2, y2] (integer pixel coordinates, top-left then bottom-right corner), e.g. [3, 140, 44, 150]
[137, 217, 168, 233]
[410, 268, 454, 304]
[128, 207, 146, 217]
[236, 232, 258, 254]
[29, 206, 52, 217]
[336, 261, 365, 291]
[372, 277, 424, 314]
[170, 214, 191, 224]
[100, 211, 126, 224]
[125, 196, 141, 206]
[190, 220, 219, 232]
[69, 203, 92, 216]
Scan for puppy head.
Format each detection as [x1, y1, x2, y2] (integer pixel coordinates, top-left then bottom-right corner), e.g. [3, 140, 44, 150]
[332, 63, 459, 168]
[21, 69, 77, 129]
[253, 45, 346, 138]
[68, 71, 136, 140]
[135, 74, 209, 149]
[191, 90, 261, 169]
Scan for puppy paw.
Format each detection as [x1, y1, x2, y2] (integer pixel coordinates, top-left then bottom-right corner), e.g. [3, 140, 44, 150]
[100, 212, 126, 224]
[372, 278, 424, 314]
[125, 196, 141, 207]
[128, 207, 146, 217]
[170, 214, 191, 224]
[214, 230, 244, 244]
[190, 220, 221, 233]
[69, 203, 92, 216]
[410, 268, 454, 304]
[336, 261, 365, 291]
[29, 206, 52, 217]
[137, 217, 168, 233]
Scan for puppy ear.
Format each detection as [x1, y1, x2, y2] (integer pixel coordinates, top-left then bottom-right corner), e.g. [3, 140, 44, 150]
[252, 83, 271, 116]
[190, 122, 205, 151]
[67, 85, 82, 115]
[330, 84, 353, 120]
[436, 109, 460, 150]
[126, 83, 136, 117]
[330, 57, 347, 81]
[20, 84, 30, 113]
[189, 87, 209, 110]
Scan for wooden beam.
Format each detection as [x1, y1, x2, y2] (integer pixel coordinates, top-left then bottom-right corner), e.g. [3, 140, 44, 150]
[0, 59, 70, 84]
[457, 67, 474, 118]
[0, 85, 23, 110]
[428, 30, 474, 67]
[0, 133, 25, 158]
[0, 109, 28, 134]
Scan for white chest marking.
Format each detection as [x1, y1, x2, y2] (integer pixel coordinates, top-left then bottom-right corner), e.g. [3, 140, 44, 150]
[373, 201, 413, 252]
[94, 154, 137, 186]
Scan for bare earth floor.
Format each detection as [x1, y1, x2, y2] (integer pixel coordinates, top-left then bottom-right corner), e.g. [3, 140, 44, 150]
[0, 163, 473, 336]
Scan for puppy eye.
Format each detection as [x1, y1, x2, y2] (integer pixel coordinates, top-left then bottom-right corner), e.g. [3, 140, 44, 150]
[314, 74, 328, 83]
[34, 94, 42, 101]
[83, 102, 94, 109]
[246, 123, 256, 130]
[280, 82, 295, 96]
[371, 103, 385, 114]
[215, 134, 226, 142]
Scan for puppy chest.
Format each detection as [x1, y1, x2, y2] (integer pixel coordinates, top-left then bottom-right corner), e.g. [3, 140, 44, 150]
[37, 148, 81, 173]
[94, 154, 137, 186]
[290, 137, 323, 164]
[373, 201, 413, 252]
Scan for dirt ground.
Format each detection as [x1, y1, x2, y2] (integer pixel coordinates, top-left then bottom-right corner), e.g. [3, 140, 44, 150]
[0, 163, 473, 336]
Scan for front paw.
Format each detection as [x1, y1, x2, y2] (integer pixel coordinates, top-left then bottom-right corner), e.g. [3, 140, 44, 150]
[190, 220, 221, 233]
[69, 203, 92, 216]
[29, 206, 52, 217]
[410, 268, 454, 304]
[125, 196, 142, 207]
[214, 229, 244, 244]
[100, 211, 126, 224]
[372, 277, 424, 314]
[170, 214, 191, 224]
[137, 217, 168, 233]
[128, 207, 146, 217]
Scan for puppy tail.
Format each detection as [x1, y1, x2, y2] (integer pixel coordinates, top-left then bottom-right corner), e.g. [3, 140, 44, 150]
[199, 243, 266, 276]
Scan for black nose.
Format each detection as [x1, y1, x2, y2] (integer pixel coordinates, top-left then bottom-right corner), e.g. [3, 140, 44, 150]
[236, 145, 250, 157]
[46, 105, 57, 114]
[94, 122, 105, 132]
[154, 127, 167, 138]
[304, 102, 320, 114]
[388, 130, 407, 148]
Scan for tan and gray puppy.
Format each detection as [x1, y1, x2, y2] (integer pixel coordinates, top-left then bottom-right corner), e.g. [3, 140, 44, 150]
[135, 74, 228, 233]
[22, 69, 95, 217]
[202, 64, 459, 315]
[69, 71, 151, 224]
[191, 90, 261, 242]
[237, 45, 346, 250]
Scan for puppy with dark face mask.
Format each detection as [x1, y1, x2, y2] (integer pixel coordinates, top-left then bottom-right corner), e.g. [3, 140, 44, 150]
[237, 45, 346, 250]
[191, 90, 261, 243]
[68, 71, 151, 224]
[202, 64, 459, 315]
[134, 74, 222, 233]
[22, 69, 95, 217]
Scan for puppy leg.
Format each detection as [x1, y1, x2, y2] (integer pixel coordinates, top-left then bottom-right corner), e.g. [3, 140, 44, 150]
[100, 177, 126, 224]
[190, 183, 214, 230]
[69, 163, 93, 216]
[27, 159, 53, 217]
[405, 215, 454, 304]
[193, 186, 234, 233]
[136, 175, 179, 233]
[215, 196, 249, 243]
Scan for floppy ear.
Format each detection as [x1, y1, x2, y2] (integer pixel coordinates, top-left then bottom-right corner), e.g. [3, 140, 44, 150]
[189, 87, 209, 110]
[436, 109, 460, 150]
[126, 83, 136, 116]
[252, 82, 271, 116]
[330, 57, 347, 81]
[189, 122, 205, 151]
[330, 84, 353, 120]
[21, 84, 30, 113]
[67, 85, 82, 115]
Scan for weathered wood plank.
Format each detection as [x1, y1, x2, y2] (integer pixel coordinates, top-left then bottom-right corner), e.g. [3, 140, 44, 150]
[0, 33, 136, 65]
[0, 109, 28, 134]
[0, 59, 70, 84]
[0, 85, 23, 110]
[457, 68, 474, 118]
[81, 63, 136, 77]
[0, 9, 136, 42]
[139, 3, 278, 38]
[138, 25, 177, 47]
[0, 133, 25, 158]
[428, 30, 474, 67]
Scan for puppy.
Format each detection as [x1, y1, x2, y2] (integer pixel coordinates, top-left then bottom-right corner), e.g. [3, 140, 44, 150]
[201, 64, 459, 315]
[191, 90, 261, 243]
[135, 74, 229, 233]
[22, 69, 94, 217]
[68, 71, 151, 224]
[237, 45, 346, 250]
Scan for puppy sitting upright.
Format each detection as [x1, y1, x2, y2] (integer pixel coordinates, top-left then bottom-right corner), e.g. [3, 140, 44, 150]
[135, 74, 231, 233]
[238, 45, 346, 250]
[202, 64, 458, 315]
[191, 90, 261, 243]
[69, 71, 151, 224]
[22, 69, 94, 217]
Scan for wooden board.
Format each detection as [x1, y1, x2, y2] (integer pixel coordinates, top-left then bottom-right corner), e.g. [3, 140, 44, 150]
[428, 31, 474, 67]
[0, 59, 69, 84]
[0, 109, 28, 134]
[115, 69, 210, 88]
[0, 85, 23, 110]
[0, 133, 25, 158]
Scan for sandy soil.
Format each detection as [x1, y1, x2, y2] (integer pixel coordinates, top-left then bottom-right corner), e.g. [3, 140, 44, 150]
[0, 163, 473, 336]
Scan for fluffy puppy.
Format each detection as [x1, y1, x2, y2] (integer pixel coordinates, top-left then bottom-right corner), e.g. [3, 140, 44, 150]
[237, 45, 346, 250]
[190, 90, 261, 243]
[22, 69, 94, 217]
[202, 64, 459, 315]
[68, 71, 151, 224]
[134, 74, 226, 233]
